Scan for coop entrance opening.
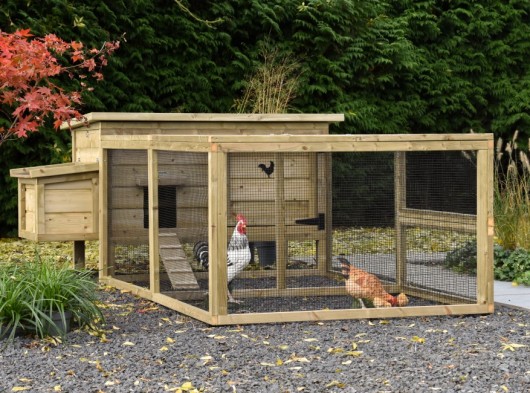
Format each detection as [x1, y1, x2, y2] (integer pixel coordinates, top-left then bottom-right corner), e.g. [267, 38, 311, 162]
[143, 186, 176, 228]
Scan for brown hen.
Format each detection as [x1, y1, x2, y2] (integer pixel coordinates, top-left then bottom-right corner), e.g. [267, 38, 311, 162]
[339, 257, 409, 308]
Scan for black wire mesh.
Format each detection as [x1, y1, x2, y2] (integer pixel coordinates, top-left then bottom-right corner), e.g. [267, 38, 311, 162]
[107, 148, 479, 314]
[107, 149, 150, 289]
[224, 150, 478, 313]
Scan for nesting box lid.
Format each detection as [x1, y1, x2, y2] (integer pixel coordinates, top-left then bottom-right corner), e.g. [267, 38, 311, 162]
[10, 162, 99, 178]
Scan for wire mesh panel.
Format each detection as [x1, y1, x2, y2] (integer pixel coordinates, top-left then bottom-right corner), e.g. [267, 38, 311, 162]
[401, 151, 478, 303]
[107, 149, 150, 289]
[225, 152, 343, 313]
[222, 150, 479, 314]
[107, 149, 210, 299]
[154, 151, 209, 307]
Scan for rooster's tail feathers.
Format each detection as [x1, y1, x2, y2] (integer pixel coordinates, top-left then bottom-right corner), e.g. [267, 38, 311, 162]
[337, 257, 351, 277]
[193, 241, 209, 269]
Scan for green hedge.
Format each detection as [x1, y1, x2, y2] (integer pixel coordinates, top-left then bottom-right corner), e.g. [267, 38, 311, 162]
[2, 0, 530, 234]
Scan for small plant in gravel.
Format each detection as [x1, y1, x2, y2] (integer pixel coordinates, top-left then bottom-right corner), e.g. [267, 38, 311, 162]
[0, 255, 103, 341]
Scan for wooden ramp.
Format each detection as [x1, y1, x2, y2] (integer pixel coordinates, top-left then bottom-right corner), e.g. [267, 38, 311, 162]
[159, 232, 200, 290]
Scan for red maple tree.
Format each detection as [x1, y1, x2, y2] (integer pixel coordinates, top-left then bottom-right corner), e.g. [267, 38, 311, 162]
[0, 29, 120, 145]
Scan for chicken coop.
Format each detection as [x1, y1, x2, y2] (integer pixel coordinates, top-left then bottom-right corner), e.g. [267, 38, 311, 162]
[11, 113, 494, 324]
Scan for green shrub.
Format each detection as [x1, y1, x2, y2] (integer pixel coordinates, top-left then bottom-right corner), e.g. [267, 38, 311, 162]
[494, 247, 530, 286]
[444, 240, 477, 274]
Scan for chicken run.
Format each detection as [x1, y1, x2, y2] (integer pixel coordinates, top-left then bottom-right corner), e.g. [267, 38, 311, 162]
[10, 113, 494, 325]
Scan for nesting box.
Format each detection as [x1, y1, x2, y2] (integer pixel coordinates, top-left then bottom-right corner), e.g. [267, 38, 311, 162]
[11, 113, 494, 324]
[10, 163, 99, 241]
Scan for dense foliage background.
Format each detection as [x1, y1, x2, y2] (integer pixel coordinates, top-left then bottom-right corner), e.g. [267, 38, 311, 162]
[2, 0, 530, 235]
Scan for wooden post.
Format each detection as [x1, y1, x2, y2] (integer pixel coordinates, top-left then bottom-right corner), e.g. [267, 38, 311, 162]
[99, 149, 109, 280]
[321, 153, 333, 274]
[476, 146, 494, 309]
[394, 152, 407, 291]
[275, 153, 287, 290]
[73, 241, 85, 269]
[209, 145, 228, 318]
[148, 149, 160, 294]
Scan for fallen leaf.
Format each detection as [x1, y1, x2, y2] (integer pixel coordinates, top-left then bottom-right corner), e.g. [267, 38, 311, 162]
[54, 385, 62, 392]
[160, 346, 169, 351]
[12, 388, 31, 392]
[180, 381, 195, 391]
[166, 337, 176, 344]
[412, 336, 426, 344]
[501, 342, 527, 351]
[303, 338, 318, 342]
[326, 380, 345, 388]
[207, 335, 226, 340]
[122, 341, 135, 346]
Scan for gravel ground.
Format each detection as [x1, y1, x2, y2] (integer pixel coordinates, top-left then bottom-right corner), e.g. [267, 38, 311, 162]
[1, 288, 529, 393]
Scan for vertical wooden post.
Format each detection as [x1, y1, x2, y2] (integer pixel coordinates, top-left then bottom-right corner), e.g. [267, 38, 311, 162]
[394, 152, 407, 290]
[209, 144, 228, 318]
[476, 146, 494, 309]
[317, 153, 333, 274]
[73, 241, 85, 269]
[275, 153, 287, 290]
[37, 183, 45, 235]
[17, 182, 24, 237]
[99, 149, 109, 280]
[148, 149, 160, 294]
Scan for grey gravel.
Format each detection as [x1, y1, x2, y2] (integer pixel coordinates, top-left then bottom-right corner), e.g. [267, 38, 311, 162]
[1, 288, 529, 393]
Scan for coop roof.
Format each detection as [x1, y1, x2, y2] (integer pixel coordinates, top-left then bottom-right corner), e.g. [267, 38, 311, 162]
[61, 112, 345, 130]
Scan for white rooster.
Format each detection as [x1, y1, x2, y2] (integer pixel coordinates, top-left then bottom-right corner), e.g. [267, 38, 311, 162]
[226, 213, 251, 303]
[194, 213, 251, 303]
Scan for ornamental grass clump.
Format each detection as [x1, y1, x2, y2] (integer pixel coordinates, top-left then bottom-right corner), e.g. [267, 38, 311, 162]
[234, 41, 301, 114]
[494, 132, 530, 251]
[0, 264, 43, 340]
[0, 255, 103, 341]
[493, 131, 530, 285]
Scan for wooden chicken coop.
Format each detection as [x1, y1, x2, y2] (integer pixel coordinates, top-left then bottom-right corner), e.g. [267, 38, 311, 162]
[11, 113, 494, 325]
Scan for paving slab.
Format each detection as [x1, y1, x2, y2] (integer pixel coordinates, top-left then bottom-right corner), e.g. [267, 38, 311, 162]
[494, 280, 530, 310]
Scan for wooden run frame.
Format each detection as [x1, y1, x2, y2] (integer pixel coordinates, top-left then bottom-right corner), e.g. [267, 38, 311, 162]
[98, 133, 494, 325]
